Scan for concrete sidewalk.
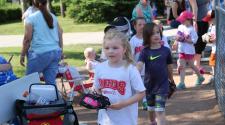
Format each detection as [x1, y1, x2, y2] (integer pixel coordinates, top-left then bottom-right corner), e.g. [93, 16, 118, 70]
[0, 32, 104, 47]
[0, 28, 177, 47]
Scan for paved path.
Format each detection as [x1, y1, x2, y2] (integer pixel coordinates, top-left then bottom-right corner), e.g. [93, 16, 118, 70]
[0, 32, 105, 47]
[0, 28, 177, 47]
[72, 65, 225, 125]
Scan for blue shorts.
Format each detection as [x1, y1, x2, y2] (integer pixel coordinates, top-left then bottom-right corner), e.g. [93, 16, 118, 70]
[146, 94, 167, 112]
[26, 49, 61, 84]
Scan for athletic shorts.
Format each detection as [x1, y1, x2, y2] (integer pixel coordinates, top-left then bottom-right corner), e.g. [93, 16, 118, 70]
[195, 21, 209, 54]
[209, 53, 216, 66]
[146, 94, 167, 112]
[179, 53, 194, 60]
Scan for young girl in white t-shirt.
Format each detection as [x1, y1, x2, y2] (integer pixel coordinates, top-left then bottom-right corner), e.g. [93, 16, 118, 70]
[93, 29, 146, 125]
[130, 17, 147, 110]
[173, 11, 205, 89]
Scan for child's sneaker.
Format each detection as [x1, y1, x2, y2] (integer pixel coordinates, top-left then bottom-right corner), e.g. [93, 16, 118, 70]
[195, 76, 205, 86]
[142, 101, 148, 111]
[176, 82, 186, 90]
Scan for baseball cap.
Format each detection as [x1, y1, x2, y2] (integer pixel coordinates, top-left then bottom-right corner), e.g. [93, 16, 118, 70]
[176, 11, 194, 23]
[202, 10, 215, 22]
[104, 17, 131, 34]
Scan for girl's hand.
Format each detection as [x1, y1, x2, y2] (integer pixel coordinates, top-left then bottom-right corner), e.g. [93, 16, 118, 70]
[108, 102, 126, 110]
[185, 35, 192, 44]
[108, 91, 145, 110]
[20, 55, 25, 67]
[176, 35, 184, 42]
[172, 41, 177, 50]
[209, 34, 216, 43]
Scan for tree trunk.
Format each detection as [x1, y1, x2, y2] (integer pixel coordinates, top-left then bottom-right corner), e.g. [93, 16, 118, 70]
[60, 0, 65, 17]
[47, 0, 53, 12]
[20, 0, 26, 14]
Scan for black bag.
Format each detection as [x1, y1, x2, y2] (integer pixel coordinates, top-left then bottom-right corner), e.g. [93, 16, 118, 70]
[15, 99, 79, 125]
[15, 83, 79, 125]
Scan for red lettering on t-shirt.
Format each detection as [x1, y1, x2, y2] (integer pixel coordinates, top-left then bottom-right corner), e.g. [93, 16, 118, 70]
[98, 79, 126, 95]
[134, 46, 144, 54]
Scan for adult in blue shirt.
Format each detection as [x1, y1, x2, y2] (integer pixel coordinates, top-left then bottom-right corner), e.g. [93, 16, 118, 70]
[132, 0, 153, 23]
[20, 0, 63, 84]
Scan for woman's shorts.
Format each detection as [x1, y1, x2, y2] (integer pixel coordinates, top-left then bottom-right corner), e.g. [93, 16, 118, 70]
[195, 21, 209, 54]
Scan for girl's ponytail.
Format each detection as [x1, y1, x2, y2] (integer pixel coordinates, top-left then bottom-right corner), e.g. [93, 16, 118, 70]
[35, 0, 53, 29]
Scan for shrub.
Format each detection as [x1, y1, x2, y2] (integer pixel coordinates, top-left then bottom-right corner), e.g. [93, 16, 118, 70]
[52, 4, 61, 16]
[66, 0, 137, 23]
[0, 8, 22, 23]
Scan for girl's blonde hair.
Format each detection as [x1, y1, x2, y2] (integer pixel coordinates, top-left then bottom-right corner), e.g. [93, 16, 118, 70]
[103, 29, 134, 66]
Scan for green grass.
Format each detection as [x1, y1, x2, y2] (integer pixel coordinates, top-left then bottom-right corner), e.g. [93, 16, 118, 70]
[0, 44, 101, 77]
[0, 17, 106, 35]
[58, 17, 106, 32]
[0, 21, 24, 35]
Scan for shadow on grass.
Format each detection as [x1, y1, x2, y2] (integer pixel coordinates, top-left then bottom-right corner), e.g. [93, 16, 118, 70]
[0, 52, 21, 56]
[64, 51, 84, 60]
[0, 20, 21, 25]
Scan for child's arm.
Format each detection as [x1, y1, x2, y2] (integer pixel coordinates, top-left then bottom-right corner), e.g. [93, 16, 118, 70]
[108, 91, 145, 110]
[86, 61, 93, 72]
[0, 64, 12, 72]
[172, 40, 178, 50]
[185, 28, 198, 44]
[136, 49, 146, 73]
[136, 61, 144, 73]
[109, 65, 145, 110]
[167, 48, 174, 82]
[167, 64, 174, 82]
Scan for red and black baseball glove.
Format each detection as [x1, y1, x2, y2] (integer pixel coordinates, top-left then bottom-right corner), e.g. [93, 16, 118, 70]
[79, 93, 111, 109]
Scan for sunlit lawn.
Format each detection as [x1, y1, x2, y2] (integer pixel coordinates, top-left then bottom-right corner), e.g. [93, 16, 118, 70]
[0, 17, 106, 35]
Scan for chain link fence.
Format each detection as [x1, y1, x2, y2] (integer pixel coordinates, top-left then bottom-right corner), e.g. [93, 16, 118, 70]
[215, 0, 225, 117]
